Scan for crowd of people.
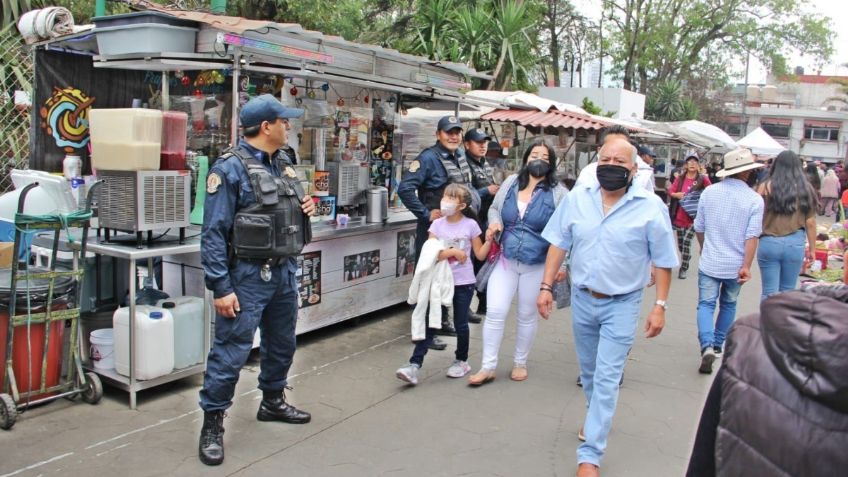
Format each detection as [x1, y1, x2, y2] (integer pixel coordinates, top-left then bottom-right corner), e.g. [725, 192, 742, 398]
[196, 97, 846, 475]
[393, 117, 847, 477]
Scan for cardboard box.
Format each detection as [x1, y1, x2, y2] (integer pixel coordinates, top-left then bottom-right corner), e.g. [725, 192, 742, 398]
[0, 242, 14, 268]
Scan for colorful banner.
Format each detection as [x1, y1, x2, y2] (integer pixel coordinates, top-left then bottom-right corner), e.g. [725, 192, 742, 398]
[31, 49, 148, 173]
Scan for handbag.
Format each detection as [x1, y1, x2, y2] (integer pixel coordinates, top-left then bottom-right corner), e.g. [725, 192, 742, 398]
[680, 188, 702, 218]
[475, 235, 501, 293]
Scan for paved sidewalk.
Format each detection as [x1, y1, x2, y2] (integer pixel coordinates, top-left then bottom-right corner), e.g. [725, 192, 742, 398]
[0, 252, 765, 477]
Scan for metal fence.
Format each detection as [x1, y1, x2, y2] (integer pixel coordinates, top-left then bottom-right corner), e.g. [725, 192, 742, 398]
[0, 25, 34, 194]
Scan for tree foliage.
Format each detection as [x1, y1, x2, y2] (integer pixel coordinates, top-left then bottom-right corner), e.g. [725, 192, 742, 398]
[602, 0, 834, 94]
[644, 79, 699, 121]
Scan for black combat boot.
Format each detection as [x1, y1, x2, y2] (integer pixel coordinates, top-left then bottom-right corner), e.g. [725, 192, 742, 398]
[198, 410, 225, 466]
[256, 390, 311, 424]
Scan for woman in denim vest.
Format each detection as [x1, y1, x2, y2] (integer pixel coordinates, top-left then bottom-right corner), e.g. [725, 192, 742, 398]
[469, 140, 567, 385]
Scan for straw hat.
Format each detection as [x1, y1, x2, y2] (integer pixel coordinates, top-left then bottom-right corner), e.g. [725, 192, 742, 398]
[716, 148, 764, 178]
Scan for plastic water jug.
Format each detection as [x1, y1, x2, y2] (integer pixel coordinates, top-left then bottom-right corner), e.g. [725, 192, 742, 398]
[157, 296, 204, 369]
[113, 305, 174, 380]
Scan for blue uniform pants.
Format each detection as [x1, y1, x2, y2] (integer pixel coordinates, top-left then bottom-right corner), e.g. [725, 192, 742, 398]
[571, 287, 643, 467]
[199, 262, 298, 412]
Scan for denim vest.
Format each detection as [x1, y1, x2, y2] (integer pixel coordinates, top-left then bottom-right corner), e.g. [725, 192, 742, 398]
[500, 182, 557, 265]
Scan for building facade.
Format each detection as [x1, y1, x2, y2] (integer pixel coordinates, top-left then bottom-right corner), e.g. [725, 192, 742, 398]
[722, 75, 848, 164]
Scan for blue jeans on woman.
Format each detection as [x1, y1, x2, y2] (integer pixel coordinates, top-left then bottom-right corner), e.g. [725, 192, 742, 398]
[410, 284, 475, 366]
[696, 271, 742, 352]
[757, 229, 806, 301]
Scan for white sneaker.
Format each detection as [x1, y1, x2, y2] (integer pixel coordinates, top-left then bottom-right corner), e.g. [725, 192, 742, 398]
[446, 360, 471, 378]
[698, 347, 716, 374]
[396, 363, 420, 385]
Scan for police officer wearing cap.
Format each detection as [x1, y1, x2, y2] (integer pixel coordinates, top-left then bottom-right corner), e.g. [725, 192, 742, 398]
[464, 128, 499, 322]
[198, 94, 316, 466]
[398, 115, 479, 345]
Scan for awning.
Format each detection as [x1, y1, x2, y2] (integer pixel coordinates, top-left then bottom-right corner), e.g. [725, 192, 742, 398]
[760, 117, 792, 126]
[804, 120, 841, 129]
[481, 109, 624, 132]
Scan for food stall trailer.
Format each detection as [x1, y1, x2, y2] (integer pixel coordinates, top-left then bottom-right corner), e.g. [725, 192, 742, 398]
[30, 7, 489, 408]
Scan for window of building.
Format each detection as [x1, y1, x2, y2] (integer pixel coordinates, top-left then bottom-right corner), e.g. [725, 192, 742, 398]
[803, 120, 840, 141]
[803, 125, 839, 141]
[761, 123, 790, 138]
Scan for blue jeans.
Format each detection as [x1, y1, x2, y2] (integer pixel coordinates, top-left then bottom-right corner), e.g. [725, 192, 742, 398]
[696, 271, 742, 351]
[200, 263, 298, 412]
[757, 230, 805, 301]
[410, 284, 474, 366]
[571, 286, 643, 467]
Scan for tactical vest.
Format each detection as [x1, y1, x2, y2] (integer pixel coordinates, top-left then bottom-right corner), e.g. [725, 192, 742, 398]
[419, 147, 473, 211]
[467, 155, 495, 190]
[228, 147, 312, 261]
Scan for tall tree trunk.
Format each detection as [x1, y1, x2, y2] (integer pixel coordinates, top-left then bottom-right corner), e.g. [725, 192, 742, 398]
[551, 35, 561, 86]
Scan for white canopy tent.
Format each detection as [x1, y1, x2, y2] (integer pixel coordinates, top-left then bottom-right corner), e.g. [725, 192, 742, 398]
[737, 127, 786, 156]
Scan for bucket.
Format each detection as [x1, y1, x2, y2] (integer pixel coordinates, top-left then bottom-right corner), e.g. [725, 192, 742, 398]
[90, 328, 114, 370]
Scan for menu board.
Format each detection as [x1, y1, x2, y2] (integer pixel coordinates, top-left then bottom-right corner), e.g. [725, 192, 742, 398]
[296, 251, 322, 308]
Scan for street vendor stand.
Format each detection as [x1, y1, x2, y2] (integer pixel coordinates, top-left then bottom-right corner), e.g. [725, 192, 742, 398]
[29, 7, 489, 408]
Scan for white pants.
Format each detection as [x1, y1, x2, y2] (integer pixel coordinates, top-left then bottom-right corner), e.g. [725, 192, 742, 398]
[481, 257, 545, 370]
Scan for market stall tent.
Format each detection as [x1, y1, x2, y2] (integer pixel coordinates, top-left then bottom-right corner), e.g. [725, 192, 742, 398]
[737, 127, 786, 156]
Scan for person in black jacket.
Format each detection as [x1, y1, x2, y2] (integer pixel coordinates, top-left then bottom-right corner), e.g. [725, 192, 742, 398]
[687, 285, 848, 476]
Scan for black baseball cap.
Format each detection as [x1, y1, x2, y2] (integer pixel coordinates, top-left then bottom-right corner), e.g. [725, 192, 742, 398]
[464, 128, 491, 142]
[437, 116, 463, 132]
[240, 94, 304, 128]
[636, 145, 656, 158]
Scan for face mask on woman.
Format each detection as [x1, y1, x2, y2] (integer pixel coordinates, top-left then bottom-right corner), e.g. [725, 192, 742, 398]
[526, 160, 550, 178]
[596, 164, 632, 191]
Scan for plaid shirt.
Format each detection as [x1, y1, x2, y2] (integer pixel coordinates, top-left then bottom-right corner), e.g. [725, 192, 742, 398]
[694, 178, 764, 279]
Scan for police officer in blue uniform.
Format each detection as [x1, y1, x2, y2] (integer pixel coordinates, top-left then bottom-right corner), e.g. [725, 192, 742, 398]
[397, 116, 479, 346]
[463, 128, 499, 323]
[198, 94, 316, 466]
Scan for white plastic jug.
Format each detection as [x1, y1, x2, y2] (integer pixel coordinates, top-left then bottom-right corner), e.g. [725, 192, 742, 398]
[157, 296, 204, 369]
[113, 305, 174, 380]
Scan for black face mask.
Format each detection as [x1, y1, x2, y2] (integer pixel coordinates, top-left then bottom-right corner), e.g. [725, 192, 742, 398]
[596, 164, 632, 191]
[526, 159, 550, 178]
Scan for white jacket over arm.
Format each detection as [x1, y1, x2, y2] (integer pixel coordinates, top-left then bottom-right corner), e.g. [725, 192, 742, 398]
[407, 238, 454, 341]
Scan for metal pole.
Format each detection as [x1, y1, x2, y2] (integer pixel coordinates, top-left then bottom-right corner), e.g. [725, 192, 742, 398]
[231, 50, 241, 146]
[742, 50, 750, 137]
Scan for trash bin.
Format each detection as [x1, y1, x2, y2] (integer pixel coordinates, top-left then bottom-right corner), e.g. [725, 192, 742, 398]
[0, 268, 75, 401]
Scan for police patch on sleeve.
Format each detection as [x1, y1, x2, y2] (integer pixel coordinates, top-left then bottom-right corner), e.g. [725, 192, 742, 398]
[408, 160, 420, 172]
[207, 172, 222, 194]
[285, 166, 297, 178]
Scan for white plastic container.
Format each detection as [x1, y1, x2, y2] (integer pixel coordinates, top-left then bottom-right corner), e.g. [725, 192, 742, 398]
[89, 108, 163, 171]
[157, 296, 204, 369]
[113, 305, 174, 380]
[89, 328, 114, 370]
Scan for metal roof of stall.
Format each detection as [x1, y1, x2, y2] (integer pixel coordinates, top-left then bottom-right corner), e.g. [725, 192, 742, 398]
[80, 3, 490, 104]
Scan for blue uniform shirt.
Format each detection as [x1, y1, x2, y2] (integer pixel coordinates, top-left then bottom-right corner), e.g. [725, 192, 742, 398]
[542, 182, 679, 296]
[201, 140, 297, 298]
[397, 142, 464, 220]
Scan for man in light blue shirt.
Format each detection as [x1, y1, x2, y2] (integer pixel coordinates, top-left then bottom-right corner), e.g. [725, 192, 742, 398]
[693, 148, 764, 374]
[538, 138, 679, 477]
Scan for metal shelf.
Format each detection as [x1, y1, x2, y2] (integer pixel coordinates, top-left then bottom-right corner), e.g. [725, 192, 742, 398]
[71, 230, 210, 409]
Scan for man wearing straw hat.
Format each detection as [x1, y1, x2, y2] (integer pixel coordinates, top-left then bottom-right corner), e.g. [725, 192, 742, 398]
[693, 148, 764, 375]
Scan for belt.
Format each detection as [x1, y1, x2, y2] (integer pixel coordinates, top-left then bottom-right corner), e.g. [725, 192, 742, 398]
[581, 287, 612, 299]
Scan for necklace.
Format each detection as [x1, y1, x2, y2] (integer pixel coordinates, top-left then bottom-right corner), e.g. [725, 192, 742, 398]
[602, 201, 615, 209]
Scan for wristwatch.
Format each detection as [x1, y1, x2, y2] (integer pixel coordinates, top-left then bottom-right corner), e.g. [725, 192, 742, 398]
[654, 300, 668, 310]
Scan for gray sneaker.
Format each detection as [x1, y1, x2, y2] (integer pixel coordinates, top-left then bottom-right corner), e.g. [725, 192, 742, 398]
[396, 363, 420, 385]
[446, 360, 471, 378]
